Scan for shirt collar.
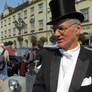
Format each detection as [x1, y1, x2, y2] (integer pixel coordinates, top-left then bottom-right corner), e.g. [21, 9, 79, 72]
[59, 43, 80, 58]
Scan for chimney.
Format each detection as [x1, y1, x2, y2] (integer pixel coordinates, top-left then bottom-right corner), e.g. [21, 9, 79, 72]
[22, 0, 24, 4]
[18, 2, 20, 6]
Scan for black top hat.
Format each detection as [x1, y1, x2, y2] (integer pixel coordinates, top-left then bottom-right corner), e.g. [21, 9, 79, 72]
[47, 0, 84, 25]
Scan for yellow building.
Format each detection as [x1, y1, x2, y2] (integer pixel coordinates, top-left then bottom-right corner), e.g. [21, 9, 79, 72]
[76, 0, 92, 44]
[0, 0, 92, 48]
[0, 0, 52, 48]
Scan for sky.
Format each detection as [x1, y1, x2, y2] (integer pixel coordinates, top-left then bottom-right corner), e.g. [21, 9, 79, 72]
[0, 0, 26, 14]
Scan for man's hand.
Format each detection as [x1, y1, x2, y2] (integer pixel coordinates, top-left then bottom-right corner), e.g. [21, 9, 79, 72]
[0, 80, 3, 87]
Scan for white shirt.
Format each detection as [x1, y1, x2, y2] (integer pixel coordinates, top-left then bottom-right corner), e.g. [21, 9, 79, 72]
[57, 44, 80, 92]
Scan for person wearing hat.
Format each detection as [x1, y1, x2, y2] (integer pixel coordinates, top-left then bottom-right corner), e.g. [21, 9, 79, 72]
[32, 0, 92, 92]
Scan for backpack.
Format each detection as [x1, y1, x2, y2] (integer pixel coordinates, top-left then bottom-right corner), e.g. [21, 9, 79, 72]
[0, 49, 5, 71]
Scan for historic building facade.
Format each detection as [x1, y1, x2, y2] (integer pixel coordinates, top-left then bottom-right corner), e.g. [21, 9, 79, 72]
[0, 0, 52, 48]
[0, 0, 92, 48]
[76, 0, 92, 44]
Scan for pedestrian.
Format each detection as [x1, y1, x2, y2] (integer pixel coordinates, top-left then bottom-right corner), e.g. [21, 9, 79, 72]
[33, 41, 44, 73]
[34, 41, 43, 66]
[86, 36, 92, 50]
[32, 0, 92, 92]
[25, 48, 37, 75]
[0, 42, 9, 86]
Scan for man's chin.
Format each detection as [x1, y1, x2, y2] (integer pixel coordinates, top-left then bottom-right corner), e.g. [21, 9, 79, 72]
[57, 43, 64, 48]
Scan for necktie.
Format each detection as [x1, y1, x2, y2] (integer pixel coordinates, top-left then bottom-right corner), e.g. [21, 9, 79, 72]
[59, 49, 73, 77]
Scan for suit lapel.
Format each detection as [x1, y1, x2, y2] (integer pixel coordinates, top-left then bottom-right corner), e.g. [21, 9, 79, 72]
[69, 46, 90, 92]
[50, 50, 62, 92]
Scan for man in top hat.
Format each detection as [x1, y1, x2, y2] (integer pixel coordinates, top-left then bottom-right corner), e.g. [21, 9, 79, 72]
[32, 0, 92, 92]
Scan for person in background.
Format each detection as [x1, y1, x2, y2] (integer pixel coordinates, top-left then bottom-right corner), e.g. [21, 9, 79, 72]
[87, 36, 92, 49]
[32, 0, 92, 92]
[34, 41, 43, 65]
[25, 48, 36, 75]
[0, 42, 9, 86]
[33, 41, 44, 73]
[19, 49, 28, 76]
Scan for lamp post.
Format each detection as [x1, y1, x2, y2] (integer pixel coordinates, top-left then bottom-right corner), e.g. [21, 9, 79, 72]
[13, 17, 26, 48]
[13, 17, 26, 35]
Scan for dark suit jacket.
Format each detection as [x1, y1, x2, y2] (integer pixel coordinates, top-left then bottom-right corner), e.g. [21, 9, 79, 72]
[32, 46, 92, 92]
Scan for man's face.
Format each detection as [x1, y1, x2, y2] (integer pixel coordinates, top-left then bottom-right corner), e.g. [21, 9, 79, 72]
[53, 20, 81, 50]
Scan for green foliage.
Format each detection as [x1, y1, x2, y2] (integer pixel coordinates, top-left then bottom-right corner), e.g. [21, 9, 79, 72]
[4, 42, 8, 46]
[8, 41, 13, 46]
[31, 36, 37, 47]
[39, 36, 47, 44]
[4, 41, 13, 46]
[79, 34, 86, 42]
[17, 36, 23, 41]
[50, 35, 57, 44]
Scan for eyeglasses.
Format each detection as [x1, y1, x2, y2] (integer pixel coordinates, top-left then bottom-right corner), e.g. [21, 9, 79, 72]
[51, 23, 77, 33]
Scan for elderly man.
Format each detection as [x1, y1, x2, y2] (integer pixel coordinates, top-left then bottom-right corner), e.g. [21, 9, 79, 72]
[32, 0, 92, 92]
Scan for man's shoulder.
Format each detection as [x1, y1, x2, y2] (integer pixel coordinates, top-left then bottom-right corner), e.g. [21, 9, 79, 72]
[38, 47, 60, 58]
[81, 46, 92, 56]
[42, 47, 59, 53]
[84, 47, 92, 51]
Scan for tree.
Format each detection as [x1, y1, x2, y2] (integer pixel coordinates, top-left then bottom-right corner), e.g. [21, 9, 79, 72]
[79, 34, 87, 45]
[31, 36, 37, 47]
[39, 36, 47, 45]
[8, 41, 13, 46]
[17, 36, 23, 41]
[4, 42, 8, 46]
[50, 35, 57, 44]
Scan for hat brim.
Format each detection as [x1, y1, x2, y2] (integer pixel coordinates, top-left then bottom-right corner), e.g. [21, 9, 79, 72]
[47, 12, 84, 25]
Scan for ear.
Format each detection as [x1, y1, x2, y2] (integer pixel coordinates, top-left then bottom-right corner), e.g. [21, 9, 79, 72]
[75, 24, 81, 36]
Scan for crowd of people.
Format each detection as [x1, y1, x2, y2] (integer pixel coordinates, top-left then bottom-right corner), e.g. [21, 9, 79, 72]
[19, 42, 43, 76]
[0, 41, 44, 91]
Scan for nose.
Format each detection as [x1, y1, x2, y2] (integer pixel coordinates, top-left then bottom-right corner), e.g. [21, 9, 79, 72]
[54, 29, 64, 37]
[54, 29, 59, 35]
[54, 30, 60, 40]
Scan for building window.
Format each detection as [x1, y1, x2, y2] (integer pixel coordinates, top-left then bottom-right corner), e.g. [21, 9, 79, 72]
[13, 27, 16, 36]
[80, 8, 89, 22]
[38, 19, 43, 30]
[38, 3, 43, 13]
[13, 16, 16, 22]
[5, 30, 7, 38]
[30, 7, 34, 16]
[1, 31, 3, 39]
[1, 21, 3, 28]
[8, 18, 11, 25]
[4, 20, 6, 26]
[31, 22, 35, 32]
[18, 13, 22, 18]
[8, 29, 11, 37]
[24, 10, 27, 19]
[24, 25, 28, 34]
